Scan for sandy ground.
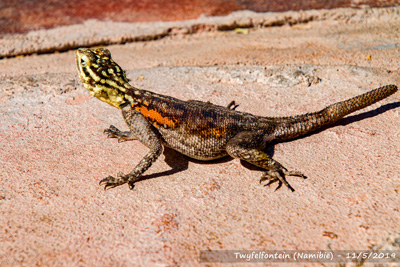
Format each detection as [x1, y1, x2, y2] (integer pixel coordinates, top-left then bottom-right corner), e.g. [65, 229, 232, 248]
[1, 6, 400, 267]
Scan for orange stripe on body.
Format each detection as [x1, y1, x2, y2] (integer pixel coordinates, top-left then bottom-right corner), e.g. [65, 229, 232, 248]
[134, 105, 176, 128]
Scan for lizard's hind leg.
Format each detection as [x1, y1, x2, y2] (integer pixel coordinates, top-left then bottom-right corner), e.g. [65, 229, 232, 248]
[226, 131, 306, 192]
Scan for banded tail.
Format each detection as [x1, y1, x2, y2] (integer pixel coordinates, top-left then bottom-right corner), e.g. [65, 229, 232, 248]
[272, 84, 398, 141]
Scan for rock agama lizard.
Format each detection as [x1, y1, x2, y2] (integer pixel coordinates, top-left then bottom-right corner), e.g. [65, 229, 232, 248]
[76, 48, 398, 191]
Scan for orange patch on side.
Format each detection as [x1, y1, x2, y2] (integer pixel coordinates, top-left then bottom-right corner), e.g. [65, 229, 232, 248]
[135, 105, 176, 128]
[201, 127, 225, 138]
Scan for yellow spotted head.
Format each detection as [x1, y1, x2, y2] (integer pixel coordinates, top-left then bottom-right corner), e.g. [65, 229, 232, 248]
[76, 48, 132, 108]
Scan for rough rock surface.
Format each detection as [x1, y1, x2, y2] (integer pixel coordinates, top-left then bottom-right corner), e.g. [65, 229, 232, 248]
[1, 0, 397, 35]
[1, 7, 399, 267]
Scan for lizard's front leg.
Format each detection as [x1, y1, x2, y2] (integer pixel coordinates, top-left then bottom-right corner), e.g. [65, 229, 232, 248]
[226, 131, 306, 191]
[100, 109, 163, 190]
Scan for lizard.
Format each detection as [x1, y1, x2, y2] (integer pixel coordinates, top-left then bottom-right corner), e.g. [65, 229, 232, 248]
[75, 47, 398, 192]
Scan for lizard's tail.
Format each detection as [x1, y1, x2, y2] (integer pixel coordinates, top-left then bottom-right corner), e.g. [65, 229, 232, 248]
[271, 84, 398, 142]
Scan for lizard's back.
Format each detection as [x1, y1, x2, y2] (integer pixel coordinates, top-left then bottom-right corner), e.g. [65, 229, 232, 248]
[132, 93, 261, 160]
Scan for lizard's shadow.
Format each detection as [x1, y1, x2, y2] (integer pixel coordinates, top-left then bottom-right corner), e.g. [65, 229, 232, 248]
[138, 147, 189, 180]
[140, 147, 233, 181]
[139, 101, 400, 181]
[139, 148, 233, 181]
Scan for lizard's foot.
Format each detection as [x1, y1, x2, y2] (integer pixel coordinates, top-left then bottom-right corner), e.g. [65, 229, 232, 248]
[227, 100, 239, 110]
[99, 171, 141, 190]
[104, 125, 133, 143]
[226, 132, 307, 192]
[259, 169, 307, 192]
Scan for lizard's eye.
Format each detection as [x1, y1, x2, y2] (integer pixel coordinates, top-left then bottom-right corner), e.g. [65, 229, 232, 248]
[81, 59, 87, 67]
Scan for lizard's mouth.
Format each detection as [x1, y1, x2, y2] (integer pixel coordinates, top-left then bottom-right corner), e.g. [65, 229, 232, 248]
[75, 49, 90, 83]
[75, 49, 95, 97]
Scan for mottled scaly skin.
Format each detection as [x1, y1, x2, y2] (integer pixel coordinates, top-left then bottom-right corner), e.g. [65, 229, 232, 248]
[76, 48, 398, 191]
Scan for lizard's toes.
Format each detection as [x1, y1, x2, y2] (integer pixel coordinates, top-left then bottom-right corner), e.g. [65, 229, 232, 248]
[104, 125, 121, 137]
[99, 172, 128, 190]
[284, 170, 307, 179]
[259, 170, 295, 192]
[259, 173, 275, 184]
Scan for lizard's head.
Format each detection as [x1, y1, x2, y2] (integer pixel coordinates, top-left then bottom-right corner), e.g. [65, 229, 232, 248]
[76, 48, 131, 108]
